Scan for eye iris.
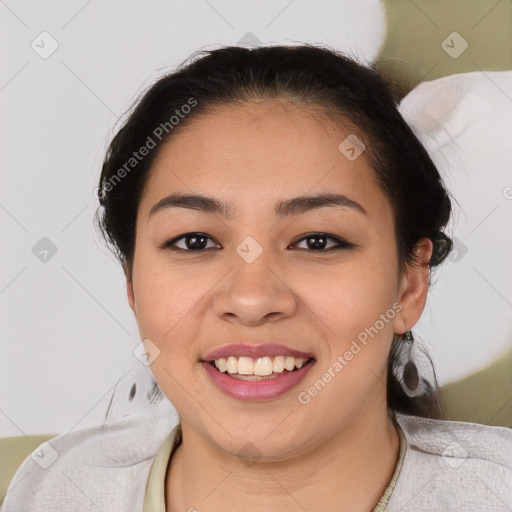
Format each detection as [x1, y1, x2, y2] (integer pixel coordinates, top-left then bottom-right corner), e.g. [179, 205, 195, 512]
[307, 235, 327, 250]
[186, 235, 208, 250]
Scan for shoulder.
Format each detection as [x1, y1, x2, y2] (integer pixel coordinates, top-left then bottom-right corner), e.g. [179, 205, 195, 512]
[387, 414, 512, 511]
[1, 409, 178, 512]
[396, 413, 512, 465]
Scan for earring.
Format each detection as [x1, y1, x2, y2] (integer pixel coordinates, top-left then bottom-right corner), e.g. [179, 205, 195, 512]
[401, 330, 420, 397]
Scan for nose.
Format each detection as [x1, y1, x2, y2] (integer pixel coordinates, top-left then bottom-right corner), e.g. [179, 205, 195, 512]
[213, 252, 297, 327]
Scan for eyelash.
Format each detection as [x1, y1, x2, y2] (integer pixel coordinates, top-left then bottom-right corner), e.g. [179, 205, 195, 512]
[160, 232, 354, 253]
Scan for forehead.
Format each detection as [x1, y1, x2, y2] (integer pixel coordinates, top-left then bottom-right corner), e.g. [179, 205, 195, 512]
[139, 100, 390, 221]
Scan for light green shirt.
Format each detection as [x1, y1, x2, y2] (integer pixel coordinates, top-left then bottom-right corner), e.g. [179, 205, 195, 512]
[143, 422, 407, 511]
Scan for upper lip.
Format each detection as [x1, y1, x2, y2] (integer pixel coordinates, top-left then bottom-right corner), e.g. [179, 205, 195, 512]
[202, 343, 315, 361]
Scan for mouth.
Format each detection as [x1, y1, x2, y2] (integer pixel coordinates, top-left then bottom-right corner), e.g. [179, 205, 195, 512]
[201, 353, 316, 401]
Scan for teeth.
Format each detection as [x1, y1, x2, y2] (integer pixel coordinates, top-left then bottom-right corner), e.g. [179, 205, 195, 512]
[284, 356, 295, 371]
[273, 355, 285, 372]
[254, 356, 273, 375]
[217, 358, 227, 373]
[226, 357, 237, 373]
[237, 356, 254, 375]
[213, 356, 310, 375]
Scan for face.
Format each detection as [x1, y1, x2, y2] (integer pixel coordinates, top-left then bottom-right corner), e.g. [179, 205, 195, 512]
[126, 99, 431, 460]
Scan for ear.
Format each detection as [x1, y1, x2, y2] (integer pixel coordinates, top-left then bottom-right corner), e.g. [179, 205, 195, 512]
[394, 237, 433, 334]
[123, 261, 136, 315]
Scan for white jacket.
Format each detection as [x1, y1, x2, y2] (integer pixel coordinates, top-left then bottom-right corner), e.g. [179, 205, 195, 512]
[2, 404, 511, 511]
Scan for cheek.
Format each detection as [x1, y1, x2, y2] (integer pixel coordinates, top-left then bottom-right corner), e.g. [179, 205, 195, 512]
[300, 257, 398, 341]
[131, 265, 204, 406]
[131, 259, 201, 349]
[305, 267, 398, 402]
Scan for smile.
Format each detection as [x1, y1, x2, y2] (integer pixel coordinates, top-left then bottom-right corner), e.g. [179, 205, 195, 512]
[202, 356, 316, 401]
[212, 355, 311, 376]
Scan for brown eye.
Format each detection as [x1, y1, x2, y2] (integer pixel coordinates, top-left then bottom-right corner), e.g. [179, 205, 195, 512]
[161, 232, 353, 253]
[290, 233, 353, 251]
[162, 232, 220, 251]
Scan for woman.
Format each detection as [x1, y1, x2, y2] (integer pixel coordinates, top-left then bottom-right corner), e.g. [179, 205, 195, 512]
[3, 44, 511, 512]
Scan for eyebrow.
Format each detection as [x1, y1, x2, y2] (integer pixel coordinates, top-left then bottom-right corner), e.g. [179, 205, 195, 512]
[148, 192, 368, 220]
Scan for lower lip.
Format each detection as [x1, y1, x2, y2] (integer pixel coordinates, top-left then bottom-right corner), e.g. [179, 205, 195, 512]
[201, 359, 315, 401]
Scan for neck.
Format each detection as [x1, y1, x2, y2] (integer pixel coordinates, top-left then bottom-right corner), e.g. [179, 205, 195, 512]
[165, 405, 400, 512]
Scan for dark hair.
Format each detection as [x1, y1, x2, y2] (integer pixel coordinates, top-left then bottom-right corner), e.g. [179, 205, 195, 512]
[95, 43, 452, 420]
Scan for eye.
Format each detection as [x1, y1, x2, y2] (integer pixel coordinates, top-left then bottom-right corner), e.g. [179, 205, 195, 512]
[290, 233, 354, 251]
[161, 232, 353, 253]
[161, 232, 220, 251]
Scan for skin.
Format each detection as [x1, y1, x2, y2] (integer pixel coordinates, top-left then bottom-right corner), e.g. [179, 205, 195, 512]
[125, 99, 433, 511]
